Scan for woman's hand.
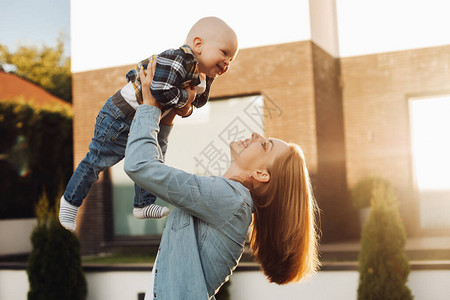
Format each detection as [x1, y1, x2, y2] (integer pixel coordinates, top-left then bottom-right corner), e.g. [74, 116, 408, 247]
[139, 62, 162, 109]
[139, 61, 197, 124]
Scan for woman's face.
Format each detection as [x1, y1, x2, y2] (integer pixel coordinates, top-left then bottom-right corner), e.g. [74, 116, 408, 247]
[230, 132, 289, 174]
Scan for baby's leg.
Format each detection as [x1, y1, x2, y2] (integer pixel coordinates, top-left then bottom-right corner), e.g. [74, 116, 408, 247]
[133, 185, 169, 219]
[60, 97, 131, 231]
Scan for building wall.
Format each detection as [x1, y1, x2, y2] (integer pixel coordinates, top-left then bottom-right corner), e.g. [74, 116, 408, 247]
[0, 219, 36, 256]
[72, 40, 450, 254]
[310, 43, 356, 240]
[340, 44, 450, 233]
[210, 41, 356, 242]
[209, 41, 318, 170]
[72, 64, 131, 255]
[72, 41, 333, 254]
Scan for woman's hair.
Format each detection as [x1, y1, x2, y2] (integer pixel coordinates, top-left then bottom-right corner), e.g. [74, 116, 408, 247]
[243, 144, 320, 284]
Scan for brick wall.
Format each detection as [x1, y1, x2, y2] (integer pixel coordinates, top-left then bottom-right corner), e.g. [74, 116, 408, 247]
[72, 65, 130, 255]
[72, 41, 450, 254]
[72, 41, 330, 254]
[211, 41, 319, 171]
[340, 44, 450, 233]
[311, 43, 357, 241]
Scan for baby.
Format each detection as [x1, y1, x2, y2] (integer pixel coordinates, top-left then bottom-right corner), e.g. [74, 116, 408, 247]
[59, 17, 238, 231]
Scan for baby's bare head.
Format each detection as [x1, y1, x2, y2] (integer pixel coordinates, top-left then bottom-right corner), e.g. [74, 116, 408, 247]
[185, 17, 238, 77]
[186, 17, 237, 49]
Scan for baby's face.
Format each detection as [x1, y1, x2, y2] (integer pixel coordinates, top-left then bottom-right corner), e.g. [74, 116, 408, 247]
[196, 33, 238, 78]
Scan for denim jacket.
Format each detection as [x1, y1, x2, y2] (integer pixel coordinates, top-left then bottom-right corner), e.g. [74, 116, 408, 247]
[124, 105, 254, 299]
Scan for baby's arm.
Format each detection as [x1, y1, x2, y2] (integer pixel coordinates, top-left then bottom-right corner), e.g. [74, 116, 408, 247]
[141, 63, 196, 122]
[150, 52, 191, 109]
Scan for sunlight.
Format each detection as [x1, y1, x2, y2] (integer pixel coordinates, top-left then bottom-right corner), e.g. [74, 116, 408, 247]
[410, 95, 450, 229]
[410, 96, 450, 190]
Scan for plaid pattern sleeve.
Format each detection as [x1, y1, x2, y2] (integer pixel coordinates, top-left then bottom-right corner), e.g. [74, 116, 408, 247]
[125, 45, 213, 109]
[125, 55, 157, 104]
[192, 76, 214, 108]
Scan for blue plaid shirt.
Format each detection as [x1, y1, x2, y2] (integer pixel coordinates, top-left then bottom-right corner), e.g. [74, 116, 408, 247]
[126, 45, 214, 109]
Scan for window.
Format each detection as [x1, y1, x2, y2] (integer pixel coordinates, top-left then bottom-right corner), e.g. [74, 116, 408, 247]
[110, 95, 264, 236]
[409, 95, 450, 229]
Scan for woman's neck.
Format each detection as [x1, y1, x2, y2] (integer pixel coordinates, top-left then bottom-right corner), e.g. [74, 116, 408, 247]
[223, 164, 248, 180]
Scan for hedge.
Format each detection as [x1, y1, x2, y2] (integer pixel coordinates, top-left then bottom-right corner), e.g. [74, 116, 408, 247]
[0, 99, 73, 218]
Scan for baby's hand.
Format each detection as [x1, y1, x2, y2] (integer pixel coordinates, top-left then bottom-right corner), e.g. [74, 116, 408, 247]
[173, 103, 192, 117]
[187, 85, 196, 103]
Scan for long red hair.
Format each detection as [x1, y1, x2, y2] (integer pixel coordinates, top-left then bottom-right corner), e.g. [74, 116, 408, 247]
[245, 144, 320, 284]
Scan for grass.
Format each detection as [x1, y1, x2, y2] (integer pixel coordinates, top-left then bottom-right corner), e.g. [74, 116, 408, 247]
[81, 250, 257, 265]
[83, 254, 155, 264]
[82, 248, 158, 264]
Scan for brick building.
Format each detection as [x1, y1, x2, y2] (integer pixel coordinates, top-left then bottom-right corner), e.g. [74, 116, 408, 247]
[71, 1, 450, 255]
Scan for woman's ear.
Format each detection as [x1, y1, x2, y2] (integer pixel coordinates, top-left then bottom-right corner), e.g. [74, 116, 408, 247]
[251, 170, 270, 183]
[192, 37, 204, 55]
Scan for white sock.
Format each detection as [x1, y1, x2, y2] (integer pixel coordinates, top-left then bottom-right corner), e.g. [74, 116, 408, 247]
[59, 195, 78, 232]
[133, 204, 170, 219]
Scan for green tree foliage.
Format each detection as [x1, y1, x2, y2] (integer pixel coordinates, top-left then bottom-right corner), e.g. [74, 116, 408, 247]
[27, 192, 87, 300]
[0, 35, 72, 102]
[357, 180, 413, 300]
[0, 101, 73, 218]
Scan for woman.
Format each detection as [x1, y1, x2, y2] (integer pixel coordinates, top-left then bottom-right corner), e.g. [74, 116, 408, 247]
[123, 66, 320, 299]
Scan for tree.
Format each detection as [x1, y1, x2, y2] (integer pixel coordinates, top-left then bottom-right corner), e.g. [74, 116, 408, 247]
[27, 192, 87, 300]
[0, 34, 72, 102]
[357, 180, 413, 300]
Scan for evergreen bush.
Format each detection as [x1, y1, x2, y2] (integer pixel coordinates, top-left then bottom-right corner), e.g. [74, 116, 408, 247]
[27, 192, 87, 300]
[351, 176, 391, 209]
[357, 180, 413, 300]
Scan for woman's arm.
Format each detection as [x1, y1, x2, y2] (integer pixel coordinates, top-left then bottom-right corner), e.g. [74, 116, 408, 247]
[139, 65, 174, 157]
[124, 105, 245, 225]
[125, 66, 247, 225]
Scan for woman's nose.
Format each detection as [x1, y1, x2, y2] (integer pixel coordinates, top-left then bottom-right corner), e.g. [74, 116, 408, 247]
[252, 132, 262, 141]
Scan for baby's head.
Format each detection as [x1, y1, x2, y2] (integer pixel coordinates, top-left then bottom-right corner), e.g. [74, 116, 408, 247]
[185, 17, 238, 78]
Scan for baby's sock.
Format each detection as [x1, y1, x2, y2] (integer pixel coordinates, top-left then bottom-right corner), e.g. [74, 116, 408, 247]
[59, 195, 78, 232]
[133, 204, 170, 219]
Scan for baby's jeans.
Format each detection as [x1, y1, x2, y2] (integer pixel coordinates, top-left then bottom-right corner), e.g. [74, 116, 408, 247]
[63, 96, 156, 208]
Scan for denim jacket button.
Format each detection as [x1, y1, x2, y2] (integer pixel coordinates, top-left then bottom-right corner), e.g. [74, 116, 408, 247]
[154, 293, 156, 297]
[155, 269, 157, 273]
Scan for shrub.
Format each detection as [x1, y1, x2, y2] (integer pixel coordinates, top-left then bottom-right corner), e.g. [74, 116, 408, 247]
[27, 192, 87, 300]
[351, 177, 391, 209]
[357, 180, 413, 300]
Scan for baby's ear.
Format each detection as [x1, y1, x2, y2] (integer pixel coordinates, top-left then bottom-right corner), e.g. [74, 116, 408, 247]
[192, 37, 204, 54]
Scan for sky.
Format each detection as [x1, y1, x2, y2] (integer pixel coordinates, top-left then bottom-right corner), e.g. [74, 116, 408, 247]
[0, 0, 71, 55]
[69, 0, 311, 72]
[2, 0, 450, 71]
